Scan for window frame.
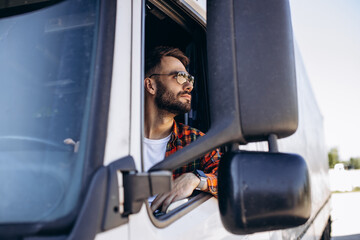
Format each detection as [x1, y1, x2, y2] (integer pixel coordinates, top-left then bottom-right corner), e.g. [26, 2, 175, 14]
[143, 0, 216, 227]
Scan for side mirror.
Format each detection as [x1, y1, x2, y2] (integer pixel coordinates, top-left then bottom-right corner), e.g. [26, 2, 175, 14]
[218, 151, 311, 234]
[206, 0, 298, 143]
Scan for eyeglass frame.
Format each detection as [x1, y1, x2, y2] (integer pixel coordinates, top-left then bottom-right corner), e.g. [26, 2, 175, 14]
[149, 71, 195, 85]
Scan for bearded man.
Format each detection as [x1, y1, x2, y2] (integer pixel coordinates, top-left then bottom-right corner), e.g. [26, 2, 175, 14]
[144, 46, 221, 213]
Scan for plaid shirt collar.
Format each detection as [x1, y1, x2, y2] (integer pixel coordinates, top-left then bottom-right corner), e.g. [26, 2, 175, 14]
[166, 120, 186, 157]
[168, 120, 182, 142]
[171, 120, 180, 138]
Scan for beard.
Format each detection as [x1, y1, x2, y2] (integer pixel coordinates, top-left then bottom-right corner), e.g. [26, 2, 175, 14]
[155, 80, 191, 115]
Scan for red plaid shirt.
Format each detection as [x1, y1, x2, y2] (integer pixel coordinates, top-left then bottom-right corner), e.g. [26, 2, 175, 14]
[166, 121, 221, 197]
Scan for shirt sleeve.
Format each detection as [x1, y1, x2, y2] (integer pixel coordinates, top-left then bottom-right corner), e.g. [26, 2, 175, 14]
[201, 148, 222, 197]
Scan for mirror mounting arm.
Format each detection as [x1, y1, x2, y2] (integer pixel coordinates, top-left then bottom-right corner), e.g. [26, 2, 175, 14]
[267, 134, 279, 153]
[102, 156, 172, 231]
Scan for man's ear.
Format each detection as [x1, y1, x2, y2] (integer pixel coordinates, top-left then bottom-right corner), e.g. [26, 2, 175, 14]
[144, 77, 156, 95]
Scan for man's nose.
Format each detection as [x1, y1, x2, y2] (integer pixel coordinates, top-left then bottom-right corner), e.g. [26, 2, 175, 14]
[183, 81, 193, 92]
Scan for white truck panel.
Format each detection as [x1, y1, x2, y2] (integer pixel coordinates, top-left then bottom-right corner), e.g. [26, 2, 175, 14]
[95, 224, 129, 240]
[103, 0, 133, 166]
[278, 46, 331, 239]
[130, 0, 144, 171]
[128, 199, 277, 240]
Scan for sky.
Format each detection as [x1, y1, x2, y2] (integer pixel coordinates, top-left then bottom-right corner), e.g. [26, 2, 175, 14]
[289, 0, 360, 160]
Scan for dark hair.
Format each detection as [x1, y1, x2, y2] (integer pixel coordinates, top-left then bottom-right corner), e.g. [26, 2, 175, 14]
[145, 46, 190, 77]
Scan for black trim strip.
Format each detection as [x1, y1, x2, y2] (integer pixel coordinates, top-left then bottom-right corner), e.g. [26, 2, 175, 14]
[71, 0, 116, 234]
[147, 192, 212, 228]
[81, 0, 116, 184]
[67, 167, 108, 240]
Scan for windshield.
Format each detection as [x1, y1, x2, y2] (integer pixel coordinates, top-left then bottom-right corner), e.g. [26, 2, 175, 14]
[0, 0, 99, 223]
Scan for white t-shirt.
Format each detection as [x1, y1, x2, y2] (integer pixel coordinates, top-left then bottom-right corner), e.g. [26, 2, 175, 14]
[143, 134, 171, 172]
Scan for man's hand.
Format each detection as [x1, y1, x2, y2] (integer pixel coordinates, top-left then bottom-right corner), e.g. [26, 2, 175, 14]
[151, 172, 204, 213]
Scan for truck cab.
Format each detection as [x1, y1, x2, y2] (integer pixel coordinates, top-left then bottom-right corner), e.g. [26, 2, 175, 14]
[0, 0, 331, 239]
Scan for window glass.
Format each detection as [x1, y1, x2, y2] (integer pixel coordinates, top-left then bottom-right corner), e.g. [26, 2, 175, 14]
[0, 0, 99, 223]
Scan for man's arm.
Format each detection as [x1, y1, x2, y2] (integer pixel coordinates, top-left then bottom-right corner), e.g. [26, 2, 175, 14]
[200, 148, 221, 197]
[151, 148, 221, 212]
[150, 172, 202, 212]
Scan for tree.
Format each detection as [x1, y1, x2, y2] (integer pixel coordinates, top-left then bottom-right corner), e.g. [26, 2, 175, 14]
[328, 147, 339, 168]
[349, 157, 360, 169]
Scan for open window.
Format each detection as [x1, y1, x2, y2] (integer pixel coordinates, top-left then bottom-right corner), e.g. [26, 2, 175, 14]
[143, 0, 214, 224]
[145, 0, 209, 132]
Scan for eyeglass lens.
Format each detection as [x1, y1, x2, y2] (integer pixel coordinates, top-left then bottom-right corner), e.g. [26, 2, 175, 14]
[176, 72, 194, 85]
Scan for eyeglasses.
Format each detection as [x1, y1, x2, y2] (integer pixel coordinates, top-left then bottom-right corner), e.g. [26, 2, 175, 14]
[149, 71, 195, 85]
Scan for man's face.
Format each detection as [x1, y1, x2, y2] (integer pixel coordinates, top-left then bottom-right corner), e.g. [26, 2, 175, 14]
[154, 57, 193, 115]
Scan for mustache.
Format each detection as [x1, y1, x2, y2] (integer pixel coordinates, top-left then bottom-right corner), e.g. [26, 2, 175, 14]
[177, 91, 191, 97]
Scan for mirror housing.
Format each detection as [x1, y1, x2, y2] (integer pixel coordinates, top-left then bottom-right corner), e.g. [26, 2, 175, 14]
[206, 0, 298, 143]
[218, 151, 311, 234]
